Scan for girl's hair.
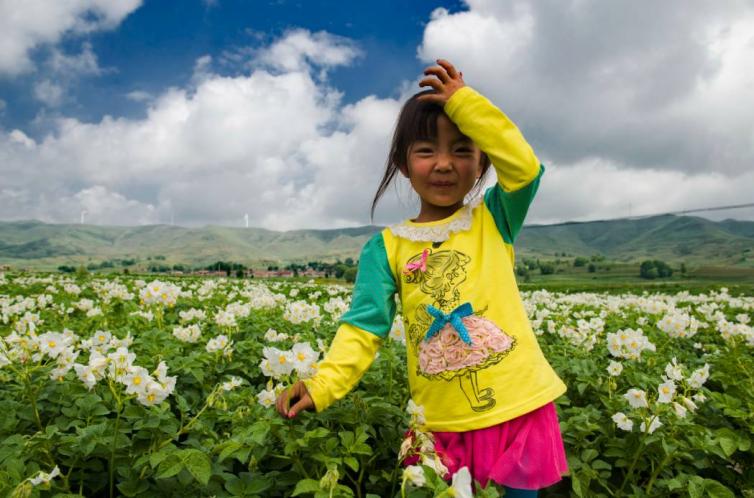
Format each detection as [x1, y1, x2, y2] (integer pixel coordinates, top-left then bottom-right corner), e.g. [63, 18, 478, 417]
[370, 89, 491, 222]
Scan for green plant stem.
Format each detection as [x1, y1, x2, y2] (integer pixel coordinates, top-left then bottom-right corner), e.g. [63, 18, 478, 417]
[618, 438, 645, 495]
[157, 386, 220, 450]
[644, 452, 671, 495]
[109, 400, 123, 498]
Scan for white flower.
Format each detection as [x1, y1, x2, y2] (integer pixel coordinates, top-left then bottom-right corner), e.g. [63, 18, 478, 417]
[403, 465, 426, 487]
[137, 380, 170, 406]
[291, 342, 318, 372]
[262, 346, 295, 378]
[672, 401, 688, 418]
[390, 315, 406, 344]
[38, 332, 68, 359]
[607, 360, 623, 376]
[222, 376, 244, 391]
[264, 328, 288, 342]
[657, 380, 676, 404]
[624, 388, 648, 409]
[421, 453, 448, 478]
[612, 412, 633, 431]
[206, 335, 232, 354]
[407, 399, 426, 426]
[681, 396, 698, 412]
[257, 388, 276, 407]
[449, 467, 473, 498]
[215, 309, 238, 328]
[692, 392, 707, 403]
[664, 357, 684, 381]
[123, 366, 151, 395]
[154, 361, 176, 394]
[74, 363, 98, 390]
[640, 416, 662, 434]
[687, 364, 710, 388]
[29, 465, 61, 486]
[173, 324, 202, 343]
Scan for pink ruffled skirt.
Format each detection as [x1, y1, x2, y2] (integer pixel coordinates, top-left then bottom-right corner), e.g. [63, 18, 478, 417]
[431, 402, 568, 490]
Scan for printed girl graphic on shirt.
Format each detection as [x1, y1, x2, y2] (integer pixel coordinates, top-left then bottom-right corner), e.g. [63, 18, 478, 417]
[403, 247, 517, 412]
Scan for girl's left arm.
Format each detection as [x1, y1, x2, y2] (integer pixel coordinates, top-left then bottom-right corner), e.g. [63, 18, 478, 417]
[444, 86, 543, 244]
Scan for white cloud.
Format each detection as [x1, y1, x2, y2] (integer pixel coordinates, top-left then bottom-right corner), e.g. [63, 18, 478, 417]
[0, 0, 142, 76]
[415, 0, 754, 222]
[252, 28, 363, 79]
[126, 90, 153, 103]
[47, 41, 105, 76]
[33, 80, 64, 107]
[0, 29, 398, 229]
[2, 7, 754, 230]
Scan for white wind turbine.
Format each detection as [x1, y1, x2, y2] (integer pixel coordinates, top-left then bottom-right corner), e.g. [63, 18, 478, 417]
[244, 213, 249, 228]
[80, 209, 88, 224]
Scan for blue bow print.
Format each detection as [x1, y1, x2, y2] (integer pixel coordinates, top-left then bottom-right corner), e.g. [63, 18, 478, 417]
[424, 302, 474, 345]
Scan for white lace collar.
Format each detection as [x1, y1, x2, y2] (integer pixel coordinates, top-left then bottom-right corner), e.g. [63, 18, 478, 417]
[388, 196, 482, 242]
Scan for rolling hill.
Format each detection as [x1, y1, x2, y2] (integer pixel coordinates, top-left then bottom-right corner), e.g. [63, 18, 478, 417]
[1, 215, 753, 270]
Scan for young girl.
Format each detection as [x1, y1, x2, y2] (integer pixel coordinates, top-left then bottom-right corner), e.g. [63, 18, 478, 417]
[275, 59, 568, 496]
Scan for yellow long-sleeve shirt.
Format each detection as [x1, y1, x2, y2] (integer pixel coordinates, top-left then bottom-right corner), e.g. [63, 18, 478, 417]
[303, 86, 566, 431]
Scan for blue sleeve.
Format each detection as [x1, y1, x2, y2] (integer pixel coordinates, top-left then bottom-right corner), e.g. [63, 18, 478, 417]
[338, 232, 397, 338]
[484, 164, 544, 244]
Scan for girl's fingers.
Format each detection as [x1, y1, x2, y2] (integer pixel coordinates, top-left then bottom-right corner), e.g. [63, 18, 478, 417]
[418, 77, 443, 92]
[423, 65, 450, 83]
[288, 395, 311, 418]
[275, 390, 286, 416]
[436, 59, 460, 79]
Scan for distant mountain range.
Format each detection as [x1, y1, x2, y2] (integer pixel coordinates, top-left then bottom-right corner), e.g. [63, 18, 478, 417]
[1, 215, 753, 270]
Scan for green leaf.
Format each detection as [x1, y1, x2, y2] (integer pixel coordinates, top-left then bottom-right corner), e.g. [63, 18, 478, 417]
[344, 456, 359, 472]
[292, 478, 321, 496]
[688, 476, 704, 498]
[181, 449, 211, 486]
[218, 440, 243, 462]
[581, 448, 598, 463]
[156, 454, 183, 479]
[716, 428, 738, 457]
[116, 478, 150, 497]
[703, 479, 735, 498]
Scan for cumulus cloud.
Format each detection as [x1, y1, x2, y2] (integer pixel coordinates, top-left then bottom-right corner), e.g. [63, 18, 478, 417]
[2, 4, 754, 229]
[0, 0, 142, 76]
[418, 0, 754, 178]
[410, 0, 754, 223]
[0, 29, 404, 228]
[250, 28, 364, 80]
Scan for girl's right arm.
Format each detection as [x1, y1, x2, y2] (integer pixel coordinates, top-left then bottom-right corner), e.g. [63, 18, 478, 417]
[276, 231, 397, 418]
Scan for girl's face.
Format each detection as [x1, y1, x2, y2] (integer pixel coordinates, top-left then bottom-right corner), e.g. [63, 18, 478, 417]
[402, 114, 483, 222]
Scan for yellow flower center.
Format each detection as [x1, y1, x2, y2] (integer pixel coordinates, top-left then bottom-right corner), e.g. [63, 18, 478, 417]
[147, 394, 155, 402]
[48, 341, 56, 348]
[278, 355, 287, 364]
[297, 353, 306, 361]
[134, 376, 142, 385]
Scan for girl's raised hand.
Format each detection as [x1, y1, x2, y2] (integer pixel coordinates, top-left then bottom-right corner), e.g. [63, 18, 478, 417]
[275, 380, 314, 419]
[417, 59, 466, 105]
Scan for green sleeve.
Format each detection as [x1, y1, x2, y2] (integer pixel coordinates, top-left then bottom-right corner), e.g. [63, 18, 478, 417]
[338, 232, 397, 338]
[484, 164, 545, 244]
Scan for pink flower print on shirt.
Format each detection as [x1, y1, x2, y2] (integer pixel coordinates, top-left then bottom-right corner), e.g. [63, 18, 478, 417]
[418, 315, 514, 378]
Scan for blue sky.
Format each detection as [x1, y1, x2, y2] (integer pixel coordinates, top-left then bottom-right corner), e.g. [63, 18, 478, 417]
[1, 0, 466, 136]
[1, 0, 753, 228]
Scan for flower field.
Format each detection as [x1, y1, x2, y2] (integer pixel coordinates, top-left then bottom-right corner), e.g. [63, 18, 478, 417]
[0, 272, 752, 497]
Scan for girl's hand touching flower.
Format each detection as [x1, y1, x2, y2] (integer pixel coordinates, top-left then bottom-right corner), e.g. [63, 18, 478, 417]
[417, 59, 466, 105]
[275, 380, 314, 419]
